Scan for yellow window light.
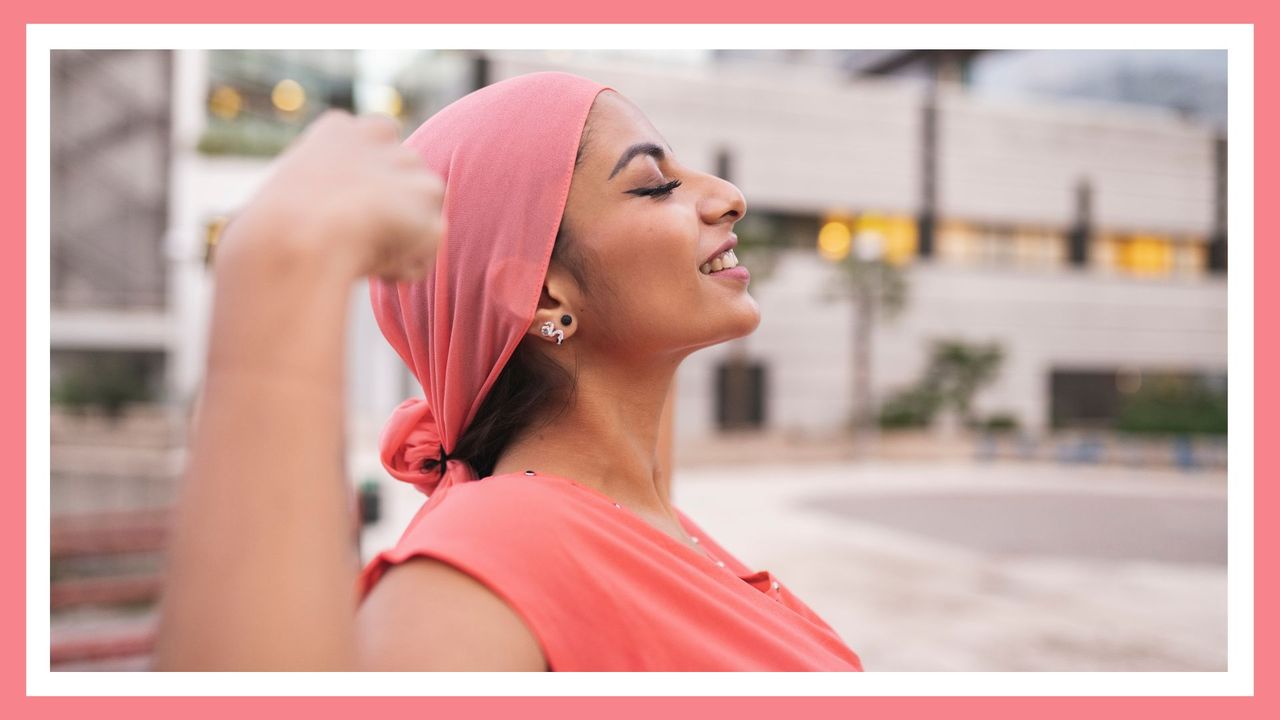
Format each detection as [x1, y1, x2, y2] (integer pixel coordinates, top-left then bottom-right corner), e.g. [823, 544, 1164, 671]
[208, 84, 242, 120]
[271, 78, 307, 113]
[1175, 241, 1207, 274]
[1092, 233, 1119, 271]
[817, 220, 852, 262]
[937, 219, 975, 263]
[1119, 234, 1174, 276]
[853, 212, 918, 266]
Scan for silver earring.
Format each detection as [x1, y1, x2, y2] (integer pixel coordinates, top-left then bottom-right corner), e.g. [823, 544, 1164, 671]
[540, 321, 565, 345]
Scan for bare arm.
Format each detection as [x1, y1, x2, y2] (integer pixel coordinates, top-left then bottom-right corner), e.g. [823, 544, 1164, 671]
[152, 238, 359, 670]
[152, 111, 443, 670]
[356, 558, 548, 671]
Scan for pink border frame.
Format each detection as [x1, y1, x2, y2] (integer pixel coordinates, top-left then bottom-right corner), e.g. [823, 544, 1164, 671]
[11, 3, 1271, 717]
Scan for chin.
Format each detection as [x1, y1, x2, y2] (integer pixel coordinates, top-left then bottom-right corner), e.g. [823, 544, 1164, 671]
[719, 301, 763, 343]
[738, 296, 763, 333]
[677, 297, 762, 355]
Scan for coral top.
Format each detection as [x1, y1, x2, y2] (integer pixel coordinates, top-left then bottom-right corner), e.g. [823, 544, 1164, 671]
[357, 471, 864, 671]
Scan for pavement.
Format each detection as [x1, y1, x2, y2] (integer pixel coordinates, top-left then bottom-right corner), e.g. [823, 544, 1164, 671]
[668, 459, 1228, 671]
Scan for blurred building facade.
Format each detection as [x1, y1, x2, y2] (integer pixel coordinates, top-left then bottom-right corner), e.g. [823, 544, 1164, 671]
[50, 50, 181, 520]
[50, 46, 1228, 520]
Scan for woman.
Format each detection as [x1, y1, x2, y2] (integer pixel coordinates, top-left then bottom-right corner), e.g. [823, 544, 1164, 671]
[153, 71, 863, 672]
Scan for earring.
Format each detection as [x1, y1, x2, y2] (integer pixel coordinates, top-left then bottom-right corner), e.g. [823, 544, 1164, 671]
[540, 321, 565, 345]
[561, 314, 572, 326]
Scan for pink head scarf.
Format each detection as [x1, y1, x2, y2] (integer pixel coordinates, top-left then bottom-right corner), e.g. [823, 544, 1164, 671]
[370, 71, 613, 501]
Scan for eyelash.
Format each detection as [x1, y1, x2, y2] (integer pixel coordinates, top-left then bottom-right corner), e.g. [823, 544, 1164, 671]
[631, 177, 683, 199]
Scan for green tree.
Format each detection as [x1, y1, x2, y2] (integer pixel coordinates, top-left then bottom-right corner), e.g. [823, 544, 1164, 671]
[924, 339, 1004, 428]
[877, 338, 1005, 430]
[821, 251, 909, 438]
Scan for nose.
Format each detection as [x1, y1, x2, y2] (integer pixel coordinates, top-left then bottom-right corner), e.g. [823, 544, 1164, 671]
[698, 171, 747, 227]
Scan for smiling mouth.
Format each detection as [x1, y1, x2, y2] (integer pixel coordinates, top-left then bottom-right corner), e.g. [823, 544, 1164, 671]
[699, 248, 740, 275]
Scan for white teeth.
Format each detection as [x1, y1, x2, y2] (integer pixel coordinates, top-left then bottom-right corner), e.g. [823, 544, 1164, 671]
[699, 248, 740, 275]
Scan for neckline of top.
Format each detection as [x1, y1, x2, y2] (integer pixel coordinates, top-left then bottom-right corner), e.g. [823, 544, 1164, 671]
[485, 470, 758, 582]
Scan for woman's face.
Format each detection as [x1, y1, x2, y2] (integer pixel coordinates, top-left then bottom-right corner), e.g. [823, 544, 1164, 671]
[547, 90, 760, 362]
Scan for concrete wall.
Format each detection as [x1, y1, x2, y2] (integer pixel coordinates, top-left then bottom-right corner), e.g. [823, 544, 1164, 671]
[938, 87, 1216, 234]
[674, 249, 1228, 444]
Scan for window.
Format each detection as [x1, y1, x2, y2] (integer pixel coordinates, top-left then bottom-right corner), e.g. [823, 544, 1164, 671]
[715, 359, 767, 430]
[200, 50, 357, 157]
[1050, 369, 1123, 430]
[853, 213, 918, 266]
[938, 220, 1064, 270]
[1095, 232, 1197, 278]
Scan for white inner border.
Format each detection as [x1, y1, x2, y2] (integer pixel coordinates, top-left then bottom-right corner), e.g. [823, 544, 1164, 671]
[27, 23, 1254, 697]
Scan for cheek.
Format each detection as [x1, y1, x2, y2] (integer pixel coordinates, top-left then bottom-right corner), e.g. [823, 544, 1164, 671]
[650, 245, 705, 306]
[609, 223, 699, 285]
[589, 214, 726, 333]
[594, 249, 702, 337]
[612, 255, 700, 316]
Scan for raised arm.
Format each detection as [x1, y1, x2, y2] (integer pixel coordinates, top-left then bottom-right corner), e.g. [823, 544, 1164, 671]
[152, 110, 444, 670]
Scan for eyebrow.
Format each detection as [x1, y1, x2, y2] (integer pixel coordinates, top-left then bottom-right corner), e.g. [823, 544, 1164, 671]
[608, 142, 673, 181]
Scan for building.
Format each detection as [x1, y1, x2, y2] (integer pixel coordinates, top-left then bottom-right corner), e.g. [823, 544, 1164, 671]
[50, 48, 1228, 557]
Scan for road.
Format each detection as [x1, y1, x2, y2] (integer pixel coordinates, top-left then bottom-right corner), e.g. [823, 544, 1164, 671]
[670, 459, 1228, 671]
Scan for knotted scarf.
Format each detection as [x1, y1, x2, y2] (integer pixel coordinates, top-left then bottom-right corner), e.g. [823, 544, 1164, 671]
[370, 71, 612, 501]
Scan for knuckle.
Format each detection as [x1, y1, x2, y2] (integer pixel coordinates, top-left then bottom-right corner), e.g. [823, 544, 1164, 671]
[360, 113, 402, 140]
[304, 109, 352, 140]
[315, 107, 353, 127]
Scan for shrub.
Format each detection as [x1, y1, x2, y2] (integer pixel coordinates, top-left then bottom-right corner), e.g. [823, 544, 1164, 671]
[979, 413, 1021, 433]
[877, 385, 941, 429]
[51, 354, 156, 417]
[1115, 374, 1227, 436]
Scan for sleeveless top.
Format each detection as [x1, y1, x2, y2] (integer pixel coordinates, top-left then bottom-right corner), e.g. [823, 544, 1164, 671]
[356, 471, 864, 671]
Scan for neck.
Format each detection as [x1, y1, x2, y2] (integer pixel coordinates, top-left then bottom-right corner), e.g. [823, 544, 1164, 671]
[491, 354, 679, 516]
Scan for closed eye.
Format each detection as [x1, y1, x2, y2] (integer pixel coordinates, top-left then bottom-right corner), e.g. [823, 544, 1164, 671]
[626, 177, 682, 200]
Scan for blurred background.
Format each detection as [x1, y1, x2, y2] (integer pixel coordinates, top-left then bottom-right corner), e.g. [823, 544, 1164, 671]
[47, 48, 1228, 671]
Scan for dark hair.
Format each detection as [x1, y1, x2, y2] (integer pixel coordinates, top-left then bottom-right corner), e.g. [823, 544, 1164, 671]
[424, 113, 597, 480]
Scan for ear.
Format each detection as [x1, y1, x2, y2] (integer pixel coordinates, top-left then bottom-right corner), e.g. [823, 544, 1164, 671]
[527, 264, 578, 344]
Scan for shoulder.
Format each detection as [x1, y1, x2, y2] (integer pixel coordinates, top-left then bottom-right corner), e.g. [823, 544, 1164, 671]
[362, 472, 591, 598]
[356, 553, 548, 671]
[355, 474, 587, 671]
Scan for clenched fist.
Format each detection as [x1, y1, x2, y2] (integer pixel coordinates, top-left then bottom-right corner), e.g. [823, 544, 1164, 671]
[216, 109, 445, 284]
